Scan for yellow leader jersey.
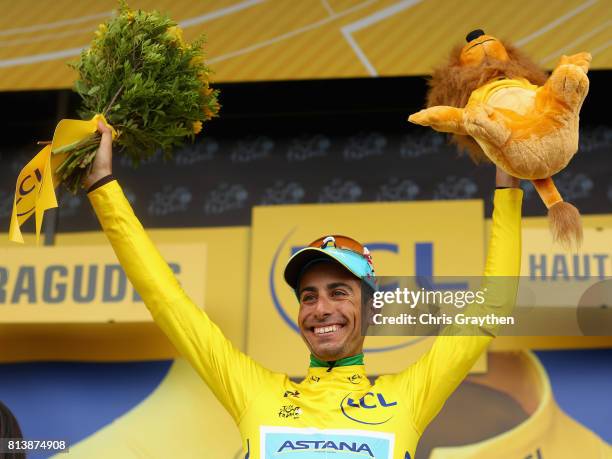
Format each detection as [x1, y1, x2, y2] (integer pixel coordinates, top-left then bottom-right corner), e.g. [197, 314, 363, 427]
[89, 181, 522, 459]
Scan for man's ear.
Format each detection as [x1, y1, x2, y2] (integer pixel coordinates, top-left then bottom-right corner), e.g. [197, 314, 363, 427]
[361, 292, 376, 332]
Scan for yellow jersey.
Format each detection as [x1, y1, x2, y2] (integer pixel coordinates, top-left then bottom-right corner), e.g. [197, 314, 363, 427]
[88, 181, 522, 459]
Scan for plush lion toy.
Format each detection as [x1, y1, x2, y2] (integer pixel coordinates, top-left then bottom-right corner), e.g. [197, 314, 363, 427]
[409, 29, 591, 247]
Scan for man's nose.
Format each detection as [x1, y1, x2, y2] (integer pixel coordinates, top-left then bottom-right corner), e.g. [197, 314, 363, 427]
[313, 296, 334, 319]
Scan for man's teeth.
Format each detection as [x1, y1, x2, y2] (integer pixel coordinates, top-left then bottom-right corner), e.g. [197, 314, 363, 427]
[314, 325, 341, 335]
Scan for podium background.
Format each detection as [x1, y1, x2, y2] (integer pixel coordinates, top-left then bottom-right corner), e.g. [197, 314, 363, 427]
[0, 0, 611, 457]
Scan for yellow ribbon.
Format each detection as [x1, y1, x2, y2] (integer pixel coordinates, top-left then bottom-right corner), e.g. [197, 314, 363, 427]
[8, 114, 116, 244]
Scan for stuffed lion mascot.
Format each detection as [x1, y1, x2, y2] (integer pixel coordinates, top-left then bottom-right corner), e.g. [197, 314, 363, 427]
[409, 29, 591, 247]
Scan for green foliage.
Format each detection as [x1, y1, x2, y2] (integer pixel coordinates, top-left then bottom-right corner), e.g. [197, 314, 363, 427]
[56, 0, 219, 193]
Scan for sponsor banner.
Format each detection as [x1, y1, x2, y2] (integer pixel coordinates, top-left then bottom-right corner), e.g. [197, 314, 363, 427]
[260, 426, 394, 459]
[57, 227, 250, 348]
[0, 226, 250, 361]
[0, 244, 206, 323]
[522, 227, 612, 279]
[492, 216, 612, 350]
[247, 200, 486, 376]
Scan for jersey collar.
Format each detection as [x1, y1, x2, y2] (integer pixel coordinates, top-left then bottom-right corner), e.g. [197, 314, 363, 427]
[309, 353, 364, 369]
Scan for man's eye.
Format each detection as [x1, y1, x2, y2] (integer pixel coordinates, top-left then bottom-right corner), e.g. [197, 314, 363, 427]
[332, 290, 346, 297]
[301, 294, 315, 303]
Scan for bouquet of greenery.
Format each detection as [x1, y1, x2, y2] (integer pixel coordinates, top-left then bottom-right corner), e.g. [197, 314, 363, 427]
[54, 0, 219, 193]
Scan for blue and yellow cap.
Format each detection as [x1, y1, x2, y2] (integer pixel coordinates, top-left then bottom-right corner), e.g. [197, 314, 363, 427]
[283, 235, 377, 294]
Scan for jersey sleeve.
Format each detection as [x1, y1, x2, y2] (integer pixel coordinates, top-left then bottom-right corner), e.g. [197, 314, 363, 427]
[389, 188, 523, 435]
[88, 180, 274, 422]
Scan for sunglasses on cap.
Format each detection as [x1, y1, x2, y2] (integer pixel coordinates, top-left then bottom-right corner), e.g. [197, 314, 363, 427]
[307, 235, 374, 269]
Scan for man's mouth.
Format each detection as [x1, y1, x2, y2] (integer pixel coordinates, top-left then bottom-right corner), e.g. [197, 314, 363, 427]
[312, 324, 344, 335]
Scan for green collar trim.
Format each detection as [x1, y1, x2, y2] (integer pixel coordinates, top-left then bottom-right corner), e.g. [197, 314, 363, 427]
[310, 353, 364, 368]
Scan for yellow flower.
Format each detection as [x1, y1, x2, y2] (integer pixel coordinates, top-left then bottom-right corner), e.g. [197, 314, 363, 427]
[167, 26, 186, 48]
[94, 23, 107, 39]
[192, 121, 203, 134]
[198, 70, 211, 83]
[204, 101, 220, 119]
[126, 11, 135, 23]
[190, 55, 204, 67]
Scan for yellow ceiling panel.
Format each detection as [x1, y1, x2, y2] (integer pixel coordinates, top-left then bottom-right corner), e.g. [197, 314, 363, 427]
[0, 0, 609, 90]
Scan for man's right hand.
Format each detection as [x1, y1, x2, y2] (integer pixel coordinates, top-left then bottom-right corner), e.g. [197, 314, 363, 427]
[83, 121, 114, 190]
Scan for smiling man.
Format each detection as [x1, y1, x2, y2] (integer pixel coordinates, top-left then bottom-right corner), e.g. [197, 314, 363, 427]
[85, 121, 522, 458]
[287, 235, 379, 365]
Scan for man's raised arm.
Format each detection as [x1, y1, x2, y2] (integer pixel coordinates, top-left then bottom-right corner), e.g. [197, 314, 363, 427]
[385, 167, 523, 435]
[84, 122, 275, 422]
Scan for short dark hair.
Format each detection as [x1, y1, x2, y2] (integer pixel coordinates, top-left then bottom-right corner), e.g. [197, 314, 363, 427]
[0, 400, 25, 459]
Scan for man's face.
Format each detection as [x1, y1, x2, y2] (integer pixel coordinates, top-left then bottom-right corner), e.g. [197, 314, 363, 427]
[297, 261, 365, 361]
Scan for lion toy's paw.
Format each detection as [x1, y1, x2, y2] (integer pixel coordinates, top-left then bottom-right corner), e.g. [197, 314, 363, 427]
[408, 106, 465, 135]
[408, 107, 451, 127]
[463, 103, 511, 147]
[407, 109, 432, 126]
[559, 52, 591, 74]
[550, 64, 590, 102]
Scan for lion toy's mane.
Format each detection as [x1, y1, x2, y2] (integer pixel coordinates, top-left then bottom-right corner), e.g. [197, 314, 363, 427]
[426, 41, 548, 162]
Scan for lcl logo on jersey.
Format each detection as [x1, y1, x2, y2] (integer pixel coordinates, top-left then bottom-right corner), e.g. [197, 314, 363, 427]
[340, 392, 398, 425]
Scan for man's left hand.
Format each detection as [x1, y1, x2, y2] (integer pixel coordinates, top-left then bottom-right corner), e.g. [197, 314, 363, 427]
[496, 167, 520, 188]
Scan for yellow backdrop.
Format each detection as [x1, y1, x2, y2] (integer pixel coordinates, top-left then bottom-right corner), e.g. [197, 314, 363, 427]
[2, 210, 611, 362]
